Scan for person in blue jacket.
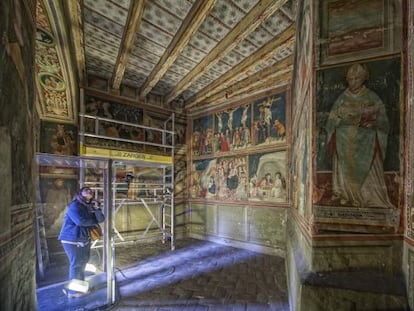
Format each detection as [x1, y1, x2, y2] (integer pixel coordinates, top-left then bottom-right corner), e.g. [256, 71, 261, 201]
[58, 186, 105, 298]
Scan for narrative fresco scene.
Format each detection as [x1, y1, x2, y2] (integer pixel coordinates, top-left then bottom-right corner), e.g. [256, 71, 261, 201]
[40, 120, 77, 156]
[84, 94, 183, 153]
[192, 92, 287, 158]
[84, 95, 144, 151]
[190, 149, 287, 203]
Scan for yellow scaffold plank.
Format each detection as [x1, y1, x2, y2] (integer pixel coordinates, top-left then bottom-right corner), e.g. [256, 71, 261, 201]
[80, 144, 172, 164]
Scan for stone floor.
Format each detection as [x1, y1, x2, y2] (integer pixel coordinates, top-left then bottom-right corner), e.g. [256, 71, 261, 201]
[36, 238, 290, 311]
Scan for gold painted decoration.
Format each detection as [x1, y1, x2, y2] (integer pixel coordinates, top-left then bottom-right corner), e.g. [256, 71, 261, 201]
[35, 1, 75, 122]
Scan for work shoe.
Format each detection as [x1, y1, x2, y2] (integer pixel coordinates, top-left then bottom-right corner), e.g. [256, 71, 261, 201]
[62, 288, 89, 298]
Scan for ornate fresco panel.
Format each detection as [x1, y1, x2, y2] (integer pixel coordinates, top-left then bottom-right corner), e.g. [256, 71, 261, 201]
[290, 0, 313, 224]
[174, 150, 187, 201]
[319, 0, 401, 65]
[291, 0, 313, 111]
[291, 91, 311, 219]
[35, 1, 76, 122]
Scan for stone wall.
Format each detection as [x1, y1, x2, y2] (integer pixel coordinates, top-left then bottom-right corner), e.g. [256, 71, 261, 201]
[404, 1, 414, 309]
[0, 0, 36, 310]
[188, 202, 287, 256]
[186, 87, 289, 255]
[286, 215, 407, 310]
[403, 243, 414, 309]
[285, 0, 409, 309]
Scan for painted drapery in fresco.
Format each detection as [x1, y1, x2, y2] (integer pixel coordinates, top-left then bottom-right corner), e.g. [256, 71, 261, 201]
[315, 58, 400, 210]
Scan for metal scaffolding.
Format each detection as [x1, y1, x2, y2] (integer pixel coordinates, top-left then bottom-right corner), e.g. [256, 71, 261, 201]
[35, 99, 176, 306]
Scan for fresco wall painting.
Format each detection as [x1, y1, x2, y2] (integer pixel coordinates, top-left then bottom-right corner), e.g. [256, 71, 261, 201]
[190, 90, 289, 206]
[84, 95, 143, 140]
[35, 1, 76, 122]
[174, 151, 187, 201]
[292, 0, 313, 109]
[290, 0, 313, 225]
[249, 151, 287, 203]
[408, 1, 414, 240]
[192, 115, 213, 157]
[192, 92, 287, 159]
[319, 0, 401, 66]
[84, 94, 184, 154]
[291, 95, 311, 220]
[38, 119, 79, 239]
[38, 176, 78, 238]
[190, 151, 287, 203]
[40, 120, 77, 156]
[314, 58, 401, 232]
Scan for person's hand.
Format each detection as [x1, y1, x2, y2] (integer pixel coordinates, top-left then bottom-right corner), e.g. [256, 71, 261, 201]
[92, 199, 101, 209]
[359, 119, 373, 128]
[359, 112, 377, 128]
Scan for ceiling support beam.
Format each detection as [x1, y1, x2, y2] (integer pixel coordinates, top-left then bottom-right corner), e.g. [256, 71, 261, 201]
[189, 71, 292, 116]
[185, 24, 295, 109]
[111, 0, 146, 90]
[199, 56, 293, 105]
[164, 0, 289, 105]
[139, 0, 216, 100]
[67, 0, 86, 86]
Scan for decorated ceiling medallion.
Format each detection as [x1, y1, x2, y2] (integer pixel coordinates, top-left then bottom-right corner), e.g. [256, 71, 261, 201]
[39, 72, 66, 92]
[36, 27, 55, 46]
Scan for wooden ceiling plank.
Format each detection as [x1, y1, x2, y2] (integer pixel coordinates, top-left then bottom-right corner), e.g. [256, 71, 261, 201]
[164, 0, 289, 105]
[189, 72, 292, 116]
[139, 0, 216, 100]
[199, 56, 293, 104]
[234, 70, 290, 98]
[67, 0, 86, 86]
[111, 0, 146, 90]
[186, 24, 295, 109]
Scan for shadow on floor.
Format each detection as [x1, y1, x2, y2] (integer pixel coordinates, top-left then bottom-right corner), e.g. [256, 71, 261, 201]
[37, 239, 290, 311]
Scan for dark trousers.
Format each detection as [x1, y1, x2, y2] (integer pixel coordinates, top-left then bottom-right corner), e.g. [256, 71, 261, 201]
[62, 242, 91, 281]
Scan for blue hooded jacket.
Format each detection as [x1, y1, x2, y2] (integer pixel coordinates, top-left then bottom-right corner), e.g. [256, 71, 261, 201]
[58, 194, 105, 242]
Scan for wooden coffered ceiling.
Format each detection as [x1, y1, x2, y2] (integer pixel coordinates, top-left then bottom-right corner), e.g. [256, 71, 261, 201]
[66, 0, 297, 113]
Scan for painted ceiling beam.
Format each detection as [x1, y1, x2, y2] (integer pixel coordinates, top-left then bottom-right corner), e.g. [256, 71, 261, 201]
[197, 56, 293, 106]
[164, 0, 289, 105]
[111, 0, 146, 91]
[139, 0, 216, 101]
[188, 71, 292, 116]
[67, 0, 86, 86]
[185, 24, 295, 109]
